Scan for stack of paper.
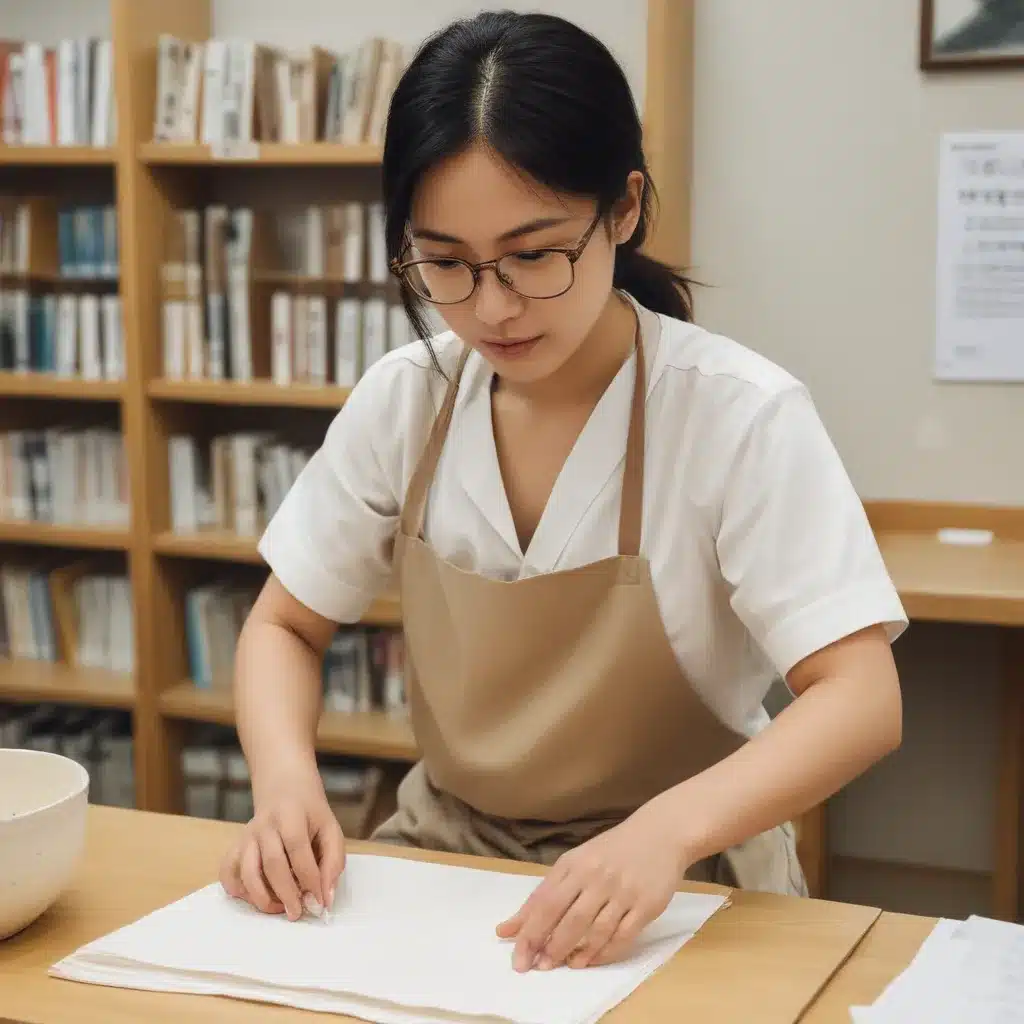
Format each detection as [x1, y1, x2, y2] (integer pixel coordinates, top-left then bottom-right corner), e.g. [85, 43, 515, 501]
[51, 854, 729, 1024]
[850, 915, 1024, 1023]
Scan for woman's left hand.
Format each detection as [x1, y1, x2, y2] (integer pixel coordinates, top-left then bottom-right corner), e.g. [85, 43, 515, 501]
[495, 802, 691, 971]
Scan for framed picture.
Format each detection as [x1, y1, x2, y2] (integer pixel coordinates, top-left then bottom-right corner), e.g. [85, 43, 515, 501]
[921, 0, 1024, 69]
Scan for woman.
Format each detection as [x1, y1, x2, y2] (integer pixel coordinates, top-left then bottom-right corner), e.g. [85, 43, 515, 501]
[220, 11, 906, 973]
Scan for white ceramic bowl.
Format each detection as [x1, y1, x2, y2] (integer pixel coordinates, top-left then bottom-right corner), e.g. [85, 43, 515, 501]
[0, 748, 89, 940]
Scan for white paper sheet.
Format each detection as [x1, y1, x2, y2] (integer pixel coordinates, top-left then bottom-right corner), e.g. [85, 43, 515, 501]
[50, 853, 728, 1024]
[850, 915, 1024, 1023]
[934, 131, 1024, 382]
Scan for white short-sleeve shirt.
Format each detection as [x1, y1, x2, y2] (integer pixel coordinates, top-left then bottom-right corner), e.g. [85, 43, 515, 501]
[259, 295, 908, 738]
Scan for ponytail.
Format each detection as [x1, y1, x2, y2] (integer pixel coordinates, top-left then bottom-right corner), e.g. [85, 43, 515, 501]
[613, 247, 694, 323]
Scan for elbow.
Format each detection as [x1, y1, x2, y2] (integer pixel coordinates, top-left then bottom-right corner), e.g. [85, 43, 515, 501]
[876, 669, 903, 759]
[856, 628, 903, 761]
[846, 674, 901, 782]
[882, 706, 902, 758]
[846, 647, 903, 768]
[889, 697, 903, 754]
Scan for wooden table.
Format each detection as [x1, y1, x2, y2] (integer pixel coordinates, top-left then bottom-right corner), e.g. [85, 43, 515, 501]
[798, 503, 1024, 921]
[874, 518, 1024, 922]
[801, 911, 937, 1022]
[874, 527, 1024, 628]
[0, 805, 894, 1024]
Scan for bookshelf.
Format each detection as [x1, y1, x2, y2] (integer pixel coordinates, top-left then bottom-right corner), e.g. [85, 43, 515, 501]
[0, 147, 117, 167]
[0, 658, 135, 709]
[0, 521, 131, 550]
[160, 681, 416, 762]
[137, 142, 383, 167]
[148, 378, 351, 408]
[0, 374, 125, 400]
[0, 0, 696, 826]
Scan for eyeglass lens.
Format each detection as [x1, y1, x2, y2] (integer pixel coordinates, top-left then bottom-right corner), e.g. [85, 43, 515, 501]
[405, 250, 574, 304]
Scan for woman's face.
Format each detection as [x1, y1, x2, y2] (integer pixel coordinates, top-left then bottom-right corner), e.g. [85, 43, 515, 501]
[407, 142, 642, 385]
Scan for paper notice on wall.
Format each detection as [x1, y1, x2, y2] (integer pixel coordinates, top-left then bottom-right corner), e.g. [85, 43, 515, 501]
[934, 132, 1024, 383]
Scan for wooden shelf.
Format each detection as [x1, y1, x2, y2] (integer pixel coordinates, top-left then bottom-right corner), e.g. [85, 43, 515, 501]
[0, 373, 124, 401]
[0, 520, 131, 550]
[138, 142, 382, 166]
[152, 529, 263, 564]
[150, 531, 402, 624]
[0, 659, 135, 709]
[0, 271, 120, 285]
[251, 271, 351, 288]
[0, 146, 116, 166]
[147, 377, 350, 408]
[876, 530, 1024, 627]
[363, 593, 402, 627]
[159, 681, 417, 761]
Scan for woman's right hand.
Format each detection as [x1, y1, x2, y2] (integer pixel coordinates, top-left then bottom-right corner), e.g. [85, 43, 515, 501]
[219, 771, 346, 921]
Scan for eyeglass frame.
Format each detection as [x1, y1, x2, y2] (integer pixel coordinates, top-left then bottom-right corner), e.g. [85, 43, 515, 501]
[388, 210, 605, 305]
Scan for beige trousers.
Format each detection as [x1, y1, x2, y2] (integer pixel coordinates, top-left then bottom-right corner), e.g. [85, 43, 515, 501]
[371, 761, 741, 886]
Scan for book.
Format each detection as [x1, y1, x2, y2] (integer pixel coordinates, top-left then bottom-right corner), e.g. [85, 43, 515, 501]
[0, 289, 122, 379]
[168, 431, 312, 537]
[153, 35, 405, 146]
[160, 202, 409, 385]
[0, 559, 132, 672]
[0, 200, 118, 280]
[0, 427, 128, 525]
[0, 38, 115, 147]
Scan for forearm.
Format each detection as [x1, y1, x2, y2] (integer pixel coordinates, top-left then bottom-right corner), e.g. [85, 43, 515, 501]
[234, 617, 325, 805]
[657, 644, 902, 867]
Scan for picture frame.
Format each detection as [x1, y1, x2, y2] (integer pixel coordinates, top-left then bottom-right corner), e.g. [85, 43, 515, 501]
[920, 0, 1024, 70]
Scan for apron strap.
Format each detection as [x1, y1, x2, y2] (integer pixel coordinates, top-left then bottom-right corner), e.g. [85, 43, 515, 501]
[400, 307, 646, 554]
[618, 310, 645, 558]
[400, 346, 472, 539]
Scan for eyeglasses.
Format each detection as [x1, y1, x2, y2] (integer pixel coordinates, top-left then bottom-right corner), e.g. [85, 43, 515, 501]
[389, 212, 603, 305]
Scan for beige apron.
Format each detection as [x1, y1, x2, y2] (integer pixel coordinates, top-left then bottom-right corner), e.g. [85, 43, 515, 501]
[372, 314, 807, 896]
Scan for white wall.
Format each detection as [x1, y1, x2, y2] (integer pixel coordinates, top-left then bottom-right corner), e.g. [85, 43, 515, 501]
[0, 0, 109, 40]
[689, 0, 1021, 914]
[690, 0, 1024, 505]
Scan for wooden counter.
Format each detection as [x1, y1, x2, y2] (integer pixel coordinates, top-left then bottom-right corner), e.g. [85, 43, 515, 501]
[797, 503, 1024, 920]
[0, 806, 891, 1024]
[873, 510, 1024, 924]
[801, 912, 937, 1022]
[865, 502, 1024, 628]
[874, 529, 1024, 627]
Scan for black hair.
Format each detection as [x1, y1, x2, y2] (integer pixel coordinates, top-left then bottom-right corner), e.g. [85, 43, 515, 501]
[382, 10, 695, 351]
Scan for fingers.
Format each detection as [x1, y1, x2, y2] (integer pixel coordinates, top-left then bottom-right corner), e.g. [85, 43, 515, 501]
[281, 819, 323, 908]
[498, 860, 569, 940]
[536, 888, 612, 969]
[257, 828, 304, 920]
[220, 799, 341, 922]
[565, 900, 629, 968]
[240, 839, 285, 915]
[219, 845, 244, 900]
[574, 908, 646, 968]
[510, 870, 583, 973]
[316, 816, 346, 911]
[495, 907, 524, 939]
[497, 847, 654, 973]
